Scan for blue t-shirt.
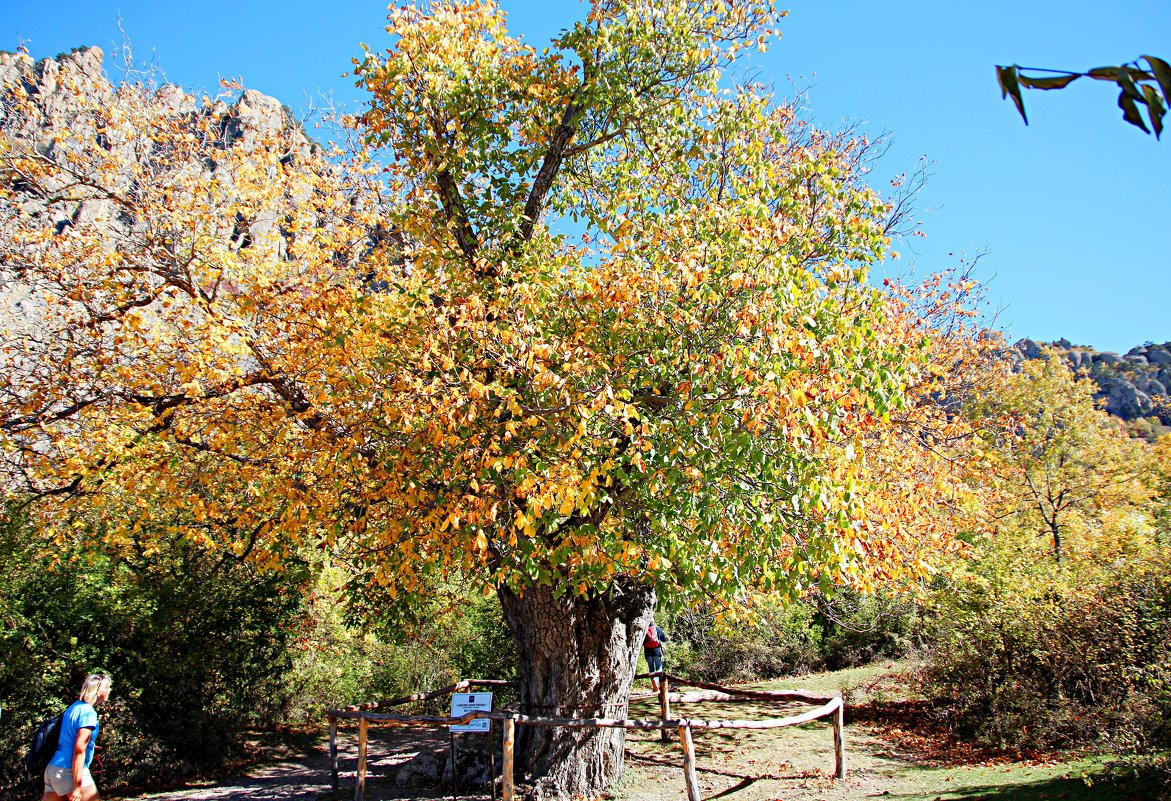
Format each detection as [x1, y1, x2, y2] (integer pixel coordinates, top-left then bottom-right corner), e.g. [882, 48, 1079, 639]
[48, 700, 99, 769]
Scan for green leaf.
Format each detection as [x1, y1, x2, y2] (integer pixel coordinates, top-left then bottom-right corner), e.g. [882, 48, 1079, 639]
[1142, 84, 1166, 139]
[1118, 90, 1152, 134]
[1018, 73, 1080, 91]
[1143, 55, 1171, 106]
[1117, 69, 1144, 100]
[996, 65, 1028, 124]
[1089, 66, 1148, 100]
[1088, 66, 1124, 81]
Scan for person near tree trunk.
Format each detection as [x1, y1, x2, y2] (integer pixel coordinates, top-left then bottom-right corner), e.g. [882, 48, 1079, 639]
[644, 621, 667, 691]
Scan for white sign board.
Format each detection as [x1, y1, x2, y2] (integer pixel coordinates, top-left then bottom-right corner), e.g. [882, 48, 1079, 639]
[450, 692, 492, 733]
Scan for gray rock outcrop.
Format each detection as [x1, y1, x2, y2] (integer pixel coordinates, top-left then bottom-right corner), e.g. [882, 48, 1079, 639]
[1, 46, 329, 341]
[1014, 338, 1171, 426]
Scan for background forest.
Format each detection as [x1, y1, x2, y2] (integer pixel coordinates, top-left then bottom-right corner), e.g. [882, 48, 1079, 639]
[1, 3, 1170, 798]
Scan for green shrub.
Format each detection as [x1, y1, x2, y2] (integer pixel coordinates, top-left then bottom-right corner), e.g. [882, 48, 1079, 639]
[0, 500, 519, 800]
[663, 601, 821, 682]
[283, 573, 517, 721]
[922, 542, 1171, 752]
[0, 508, 308, 797]
[817, 589, 922, 670]
[661, 588, 920, 683]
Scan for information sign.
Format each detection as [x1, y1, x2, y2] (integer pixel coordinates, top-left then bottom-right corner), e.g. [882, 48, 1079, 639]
[450, 692, 492, 732]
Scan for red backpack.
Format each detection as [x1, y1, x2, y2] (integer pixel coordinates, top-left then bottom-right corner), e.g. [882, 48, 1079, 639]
[643, 624, 661, 649]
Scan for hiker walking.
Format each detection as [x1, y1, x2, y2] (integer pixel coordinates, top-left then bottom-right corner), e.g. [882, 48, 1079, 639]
[644, 620, 667, 691]
[43, 674, 112, 801]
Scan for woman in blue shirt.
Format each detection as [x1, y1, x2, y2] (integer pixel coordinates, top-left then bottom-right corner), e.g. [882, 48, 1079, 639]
[43, 674, 112, 801]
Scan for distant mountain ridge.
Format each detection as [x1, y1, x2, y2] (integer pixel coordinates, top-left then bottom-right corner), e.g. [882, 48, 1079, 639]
[1016, 338, 1171, 426]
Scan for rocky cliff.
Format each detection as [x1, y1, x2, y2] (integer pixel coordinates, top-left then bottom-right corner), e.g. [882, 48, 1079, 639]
[0, 45, 299, 140]
[0, 46, 343, 344]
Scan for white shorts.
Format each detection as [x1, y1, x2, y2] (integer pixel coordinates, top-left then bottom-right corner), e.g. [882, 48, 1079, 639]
[44, 765, 94, 796]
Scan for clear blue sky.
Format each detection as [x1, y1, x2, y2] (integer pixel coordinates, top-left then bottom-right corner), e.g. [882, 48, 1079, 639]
[7, 0, 1169, 353]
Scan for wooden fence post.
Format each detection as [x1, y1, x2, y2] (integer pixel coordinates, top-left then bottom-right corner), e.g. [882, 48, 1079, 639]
[832, 700, 846, 779]
[328, 716, 339, 792]
[658, 675, 671, 743]
[678, 723, 701, 801]
[502, 717, 516, 801]
[355, 715, 368, 801]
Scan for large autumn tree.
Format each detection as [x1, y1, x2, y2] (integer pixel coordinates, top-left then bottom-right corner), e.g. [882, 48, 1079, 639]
[2, 3, 975, 796]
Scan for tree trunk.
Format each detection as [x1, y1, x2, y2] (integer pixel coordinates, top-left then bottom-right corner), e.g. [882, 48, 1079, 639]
[1048, 517, 1062, 563]
[497, 576, 655, 800]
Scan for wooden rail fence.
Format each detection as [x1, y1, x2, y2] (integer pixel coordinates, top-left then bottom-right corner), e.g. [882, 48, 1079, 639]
[327, 673, 845, 801]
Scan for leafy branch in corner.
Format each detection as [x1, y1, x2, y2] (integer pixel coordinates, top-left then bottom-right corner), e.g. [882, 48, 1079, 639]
[996, 56, 1171, 138]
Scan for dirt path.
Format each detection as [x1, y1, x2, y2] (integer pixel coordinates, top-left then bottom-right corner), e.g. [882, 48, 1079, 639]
[617, 691, 889, 801]
[121, 714, 943, 801]
[130, 727, 492, 801]
[122, 665, 1142, 801]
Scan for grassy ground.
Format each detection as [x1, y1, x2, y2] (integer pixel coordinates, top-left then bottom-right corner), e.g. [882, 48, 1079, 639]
[610, 662, 1165, 801]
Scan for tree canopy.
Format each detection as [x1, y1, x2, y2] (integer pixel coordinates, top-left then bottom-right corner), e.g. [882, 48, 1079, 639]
[976, 351, 1156, 562]
[1, 2, 993, 794]
[0, 0, 963, 609]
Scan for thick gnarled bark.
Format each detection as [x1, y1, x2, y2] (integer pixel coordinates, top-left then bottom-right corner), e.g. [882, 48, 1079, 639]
[498, 577, 654, 799]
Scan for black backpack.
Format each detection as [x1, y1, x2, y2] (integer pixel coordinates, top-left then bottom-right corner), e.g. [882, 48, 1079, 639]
[25, 713, 63, 780]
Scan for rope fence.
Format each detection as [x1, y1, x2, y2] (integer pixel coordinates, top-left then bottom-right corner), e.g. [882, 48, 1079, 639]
[326, 672, 846, 801]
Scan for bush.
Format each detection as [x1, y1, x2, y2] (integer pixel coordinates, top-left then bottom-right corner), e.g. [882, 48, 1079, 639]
[661, 588, 920, 683]
[818, 589, 922, 671]
[922, 542, 1171, 752]
[663, 600, 822, 682]
[283, 573, 517, 721]
[0, 495, 522, 800]
[0, 507, 308, 798]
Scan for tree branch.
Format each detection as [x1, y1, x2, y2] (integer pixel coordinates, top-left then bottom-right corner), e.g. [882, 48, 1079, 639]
[515, 90, 587, 248]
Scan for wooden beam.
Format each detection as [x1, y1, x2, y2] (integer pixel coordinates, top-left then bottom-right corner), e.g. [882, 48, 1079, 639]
[354, 715, 368, 801]
[344, 699, 840, 731]
[658, 673, 837, 705]
[328, 716, 339, 792]
[659, 675, 671, 743]
[330, 681, 468, 715]
[467, 679, 520, 689]
[502, 717, 516, 801]
[678, 723, 701, 801]
[833, 699, 846, 779]
[327, 679, 520, 716]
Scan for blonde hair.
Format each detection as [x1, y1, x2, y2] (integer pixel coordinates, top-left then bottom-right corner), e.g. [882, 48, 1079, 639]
[78, 673, 111, 704]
